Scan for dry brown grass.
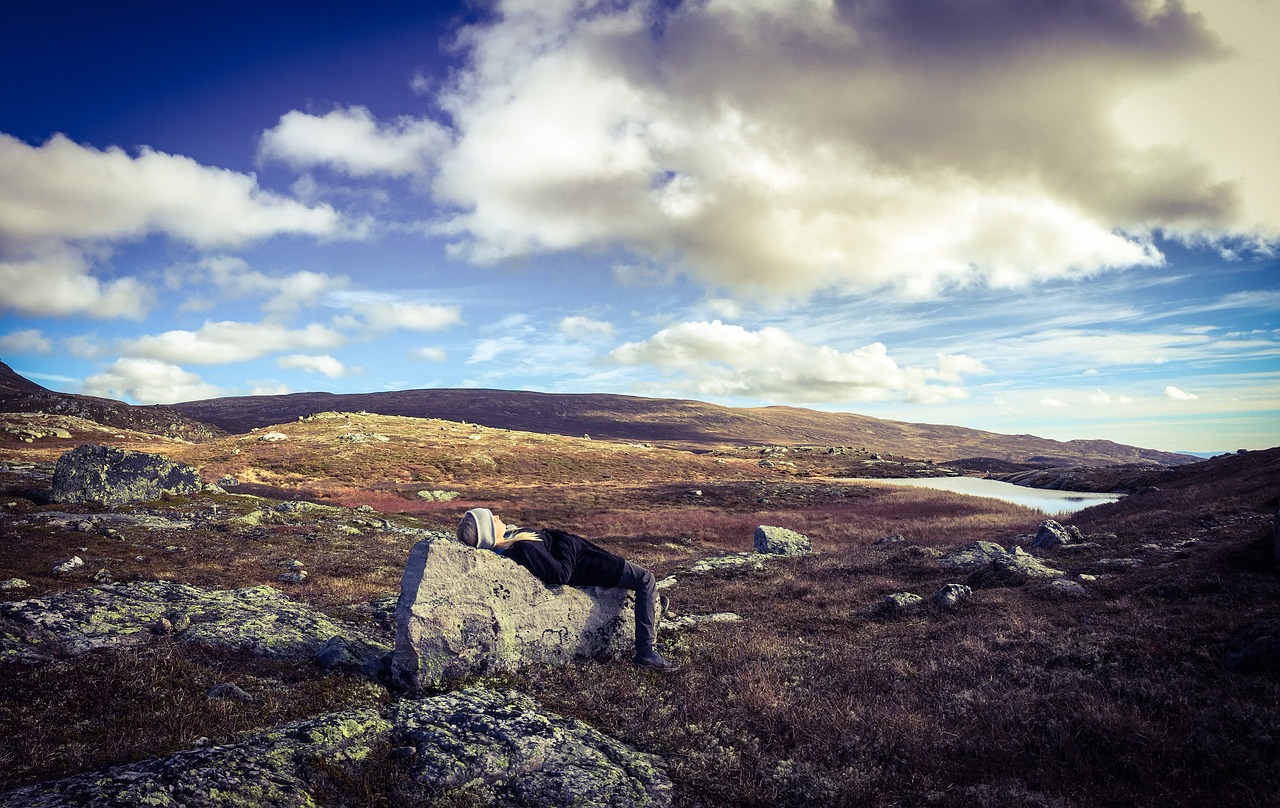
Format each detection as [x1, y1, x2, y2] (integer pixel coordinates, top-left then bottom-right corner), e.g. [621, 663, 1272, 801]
[1, 421, 1277, 806]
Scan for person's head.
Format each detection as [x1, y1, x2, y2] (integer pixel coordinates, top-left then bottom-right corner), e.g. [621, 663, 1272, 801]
[457, 507, 505, 549]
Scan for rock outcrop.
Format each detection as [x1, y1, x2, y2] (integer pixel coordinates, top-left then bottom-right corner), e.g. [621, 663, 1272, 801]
[0, 687, 672, 807]
[392, 538, 642, 691]
[753, 525, 812, 555]
[0, 580, 387, 664]
[50, 444, 203, 506]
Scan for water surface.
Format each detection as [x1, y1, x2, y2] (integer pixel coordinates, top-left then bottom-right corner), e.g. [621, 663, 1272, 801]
[863, 476, 1121, 515]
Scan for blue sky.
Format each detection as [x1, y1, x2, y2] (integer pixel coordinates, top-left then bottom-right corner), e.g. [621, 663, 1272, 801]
[1, 0, 1277, 454]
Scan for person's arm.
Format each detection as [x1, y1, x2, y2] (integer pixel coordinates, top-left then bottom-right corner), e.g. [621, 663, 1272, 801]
[505, 531, 578, 585]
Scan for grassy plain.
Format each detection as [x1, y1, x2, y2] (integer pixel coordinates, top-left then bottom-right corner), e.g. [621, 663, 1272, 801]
[0, 413, 1277, 806]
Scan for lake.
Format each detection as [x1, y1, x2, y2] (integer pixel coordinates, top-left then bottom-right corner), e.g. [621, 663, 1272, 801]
[863, 476, 1122, 515]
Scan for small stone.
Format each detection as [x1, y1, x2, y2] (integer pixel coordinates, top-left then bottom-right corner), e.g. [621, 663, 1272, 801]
[206, 682, 255, 702]
[874, 533, 907, 546]
[53, 556, 84, 574]
[873, 592, 924, 619]
[0, 578, 31, 591]
[930, 583, 972, 612]
[92, 568, 112, 583]
[1047, 580, 1088, 598]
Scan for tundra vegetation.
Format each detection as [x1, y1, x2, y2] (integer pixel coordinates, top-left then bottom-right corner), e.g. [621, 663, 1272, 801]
[0, 411, 1277, 807]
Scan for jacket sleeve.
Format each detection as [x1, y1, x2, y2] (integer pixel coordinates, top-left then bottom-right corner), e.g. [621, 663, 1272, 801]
[506, 531, 578, 585]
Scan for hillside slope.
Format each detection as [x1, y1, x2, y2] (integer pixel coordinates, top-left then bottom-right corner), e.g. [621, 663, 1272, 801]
[0, 361, 222, 442]
[172, 387, 1195, 466]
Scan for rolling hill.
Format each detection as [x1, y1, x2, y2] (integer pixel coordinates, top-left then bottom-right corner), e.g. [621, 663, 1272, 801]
[169, 386, 1195, 467]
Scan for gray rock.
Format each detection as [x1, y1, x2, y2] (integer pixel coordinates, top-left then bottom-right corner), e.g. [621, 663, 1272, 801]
[753, 525, 812, 556]
[1030, 519, 1073, 551]
[52, 556, 84, 575]
[930, 583, 972, 612]
[0, 578, 30, 592]
[0, 581, 388, 663]
[0, 687, 671, 807]
[416, 489, 460, 501]
[940, 541, 1009, 569]
[392, 538, 645, 691]
[314, 635, 391, 678]
[1046, 580, 1088, 599]
[257, 431, 289, 441]
[873, 592, 924, 619]
[967, 548, 1065, 589]
[50, 445, 203, 506]
[874, 533, 907, 546]
[689, 553, 766, 573]
[206, 682, 254, 702]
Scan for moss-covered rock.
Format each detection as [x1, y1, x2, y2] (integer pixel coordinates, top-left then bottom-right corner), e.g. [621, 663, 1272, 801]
[0, 580, 388, 663]
[0, 687, 672, 807]
[50, 444, 203, 506]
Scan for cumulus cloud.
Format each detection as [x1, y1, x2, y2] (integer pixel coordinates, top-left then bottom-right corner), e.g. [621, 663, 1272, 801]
[174, 255, 351, 315]
[1165, 385, 1199, 400]
[609, 320, 984, 404]
[0, 245, 154, 319]
[406, 0, 1266, 299]
[560, 316, 615, 340]
[0, 329, 53, 354]
[259, 106, 450, 179]
[335, 298, 463, 332]
[1089, 389, 1134, 406]
[412, 346, 448, 361]
[82, 358, 223, 404]
[0, 132, 347, 319]
[277, 353, 349, 378]
[0, 133, 344, 251]
[123, 321, 346, 365]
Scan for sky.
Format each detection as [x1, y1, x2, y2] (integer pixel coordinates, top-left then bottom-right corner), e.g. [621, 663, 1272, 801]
[1, 0, 1277, 455]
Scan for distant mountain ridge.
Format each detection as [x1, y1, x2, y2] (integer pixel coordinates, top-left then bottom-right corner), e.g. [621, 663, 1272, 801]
[0, 361, 1197, 466]
[0, 361, 222, 442]
[169, 386, 1196, 467]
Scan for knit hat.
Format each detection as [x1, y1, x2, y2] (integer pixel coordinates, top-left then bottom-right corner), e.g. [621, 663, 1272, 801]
[457, 507, 496, 549]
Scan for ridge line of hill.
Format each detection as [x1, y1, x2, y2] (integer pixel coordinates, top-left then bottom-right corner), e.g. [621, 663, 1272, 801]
[0, 360, 1197, 466]
[168, 386, 1196, 467]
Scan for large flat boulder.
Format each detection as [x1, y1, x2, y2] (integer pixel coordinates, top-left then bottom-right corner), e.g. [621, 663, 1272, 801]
[50, 444, 203, 506]
[0, 581, 387, 664]
[392, 538, 638, 691]
[0, 687, 672, 807]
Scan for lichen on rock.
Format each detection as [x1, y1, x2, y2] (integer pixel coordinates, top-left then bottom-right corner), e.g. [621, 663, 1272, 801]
[0, 687, 672, 807]
[392, 537, 643, 690]
[50, 444, 202, 506]
[0, 580, 388, 663]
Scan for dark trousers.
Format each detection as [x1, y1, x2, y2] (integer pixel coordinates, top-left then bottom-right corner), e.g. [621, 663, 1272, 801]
[616, 561, 657, 656]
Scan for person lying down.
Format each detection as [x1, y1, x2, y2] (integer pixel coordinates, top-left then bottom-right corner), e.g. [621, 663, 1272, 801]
[456, 507, 680, 673]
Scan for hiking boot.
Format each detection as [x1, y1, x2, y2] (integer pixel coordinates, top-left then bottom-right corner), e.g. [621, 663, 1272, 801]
[634, 649, 681, 673]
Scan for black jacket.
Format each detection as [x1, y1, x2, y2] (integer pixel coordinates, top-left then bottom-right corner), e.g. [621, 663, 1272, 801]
[502, 528, 626, 588]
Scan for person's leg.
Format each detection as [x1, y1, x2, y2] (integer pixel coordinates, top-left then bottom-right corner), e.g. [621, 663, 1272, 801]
[616, 561, 678, 671]
[617, 561, 657, 652]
